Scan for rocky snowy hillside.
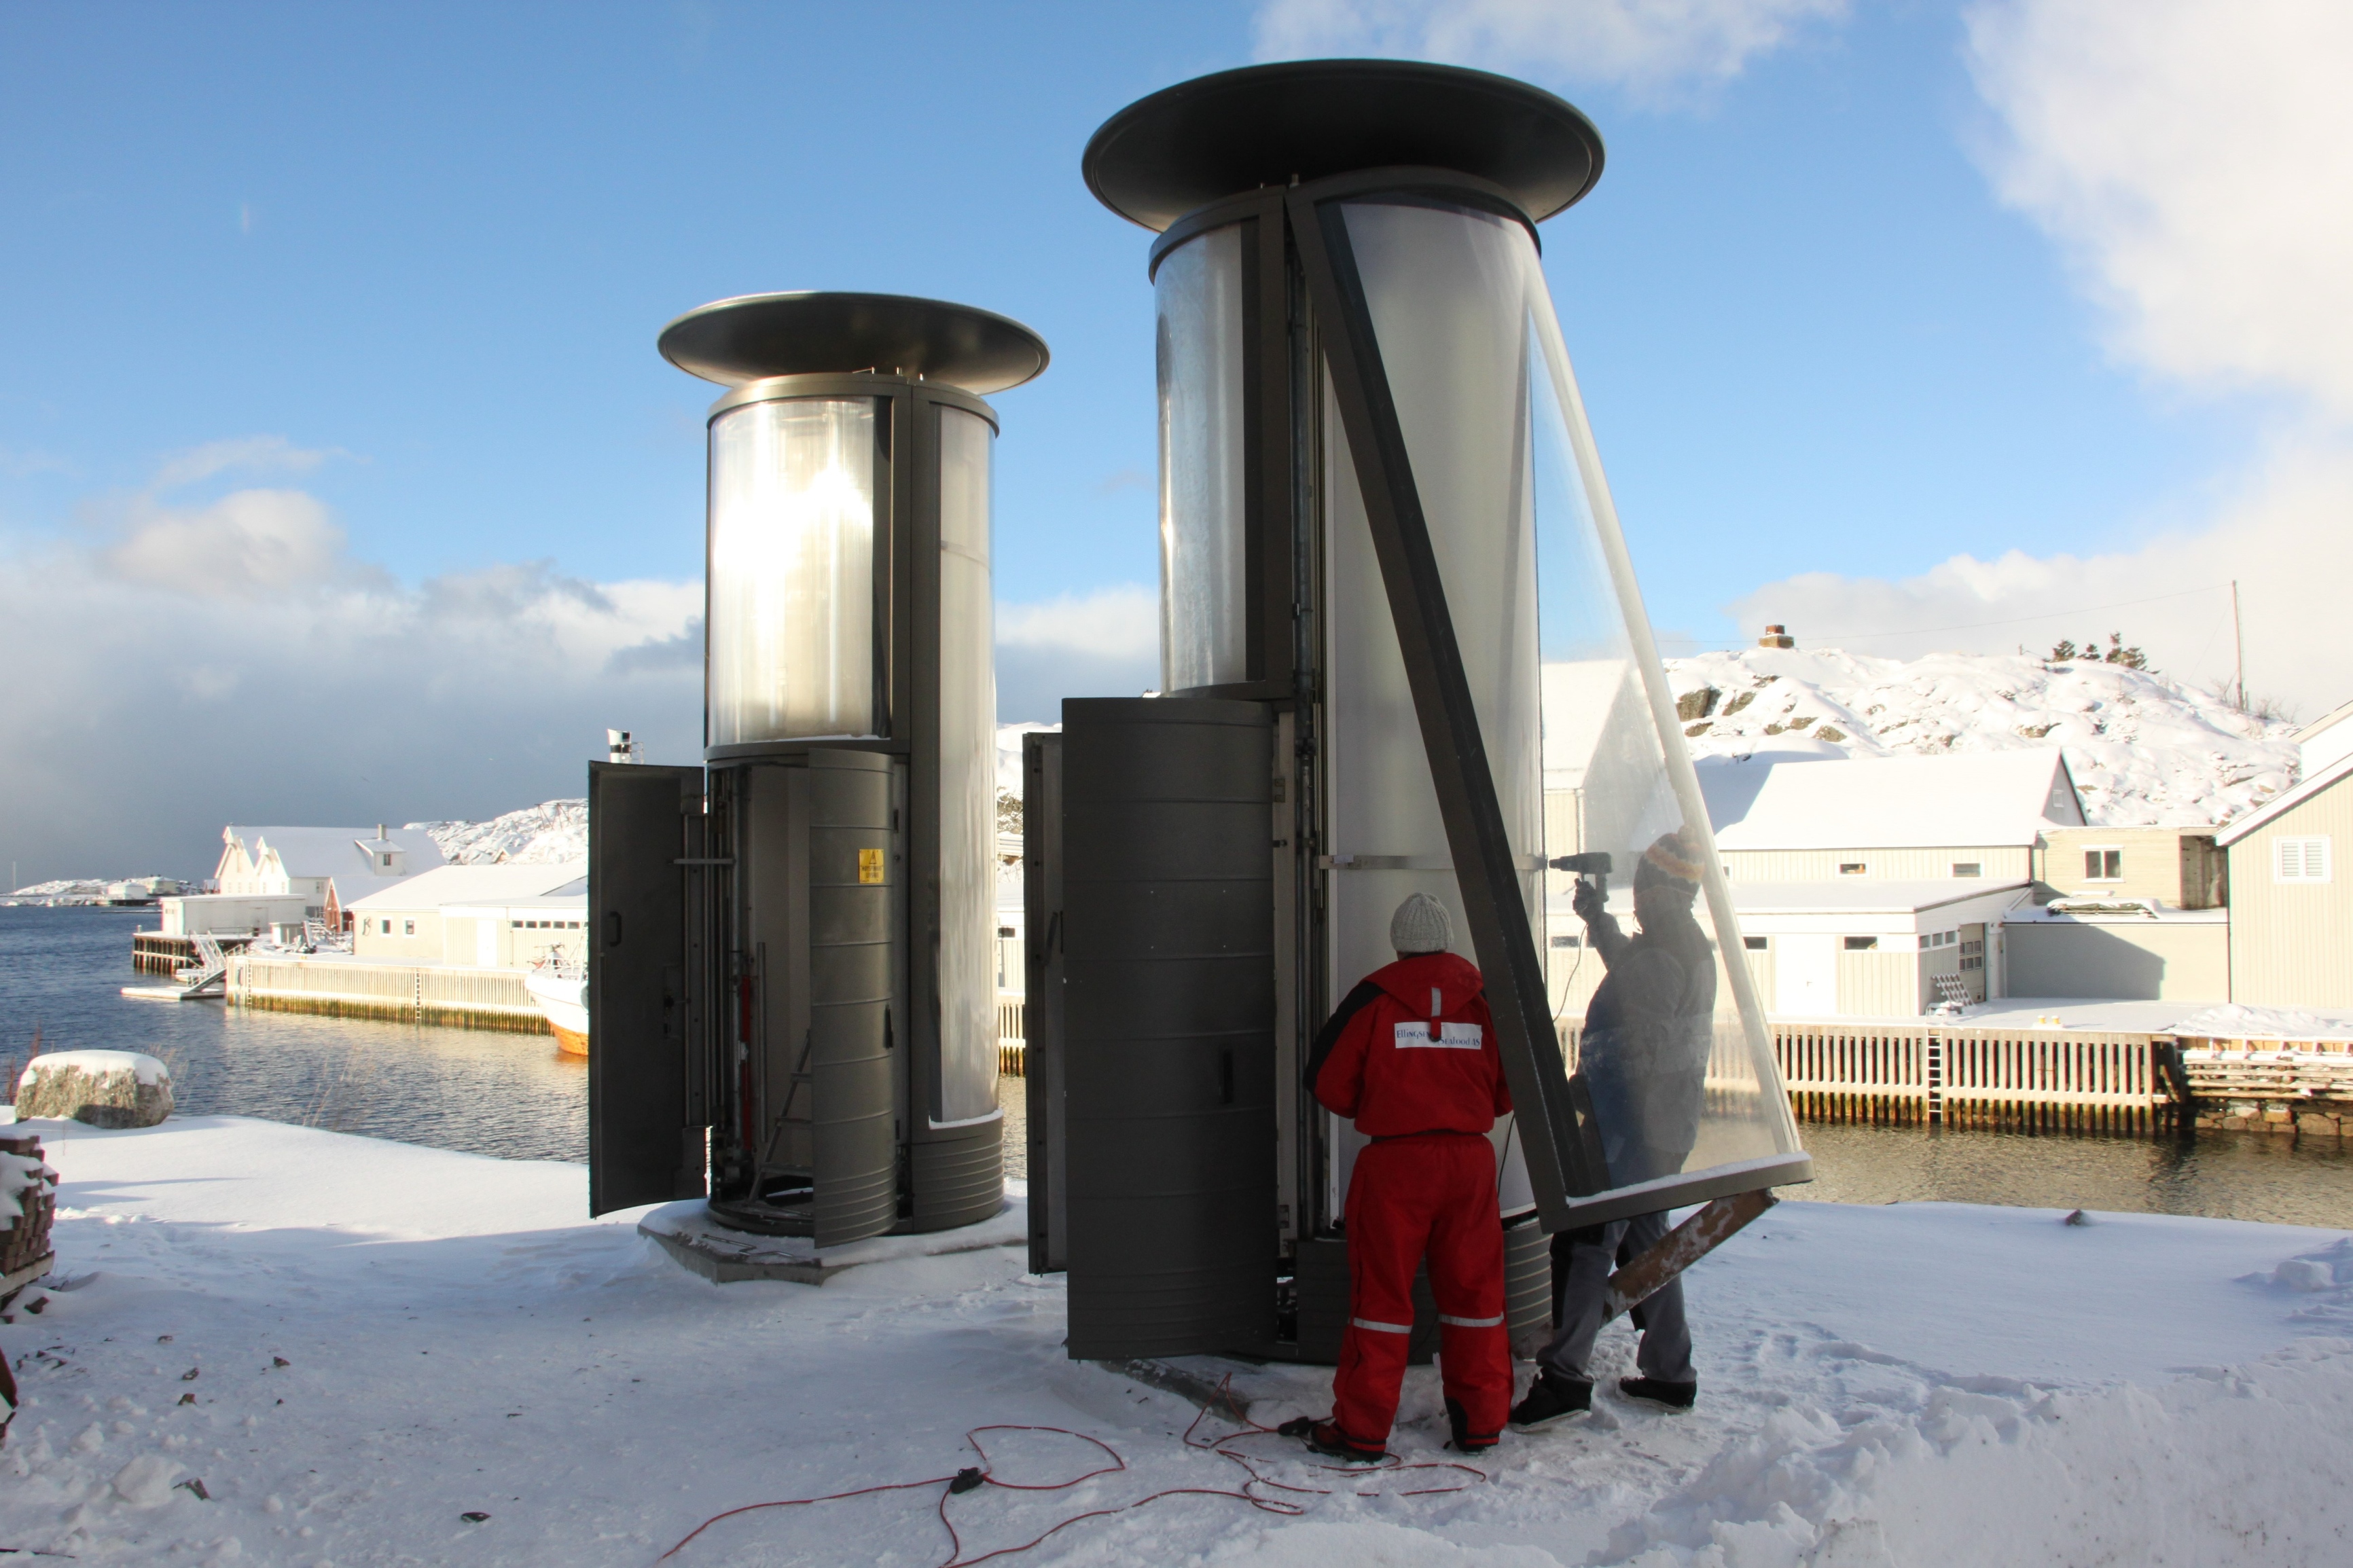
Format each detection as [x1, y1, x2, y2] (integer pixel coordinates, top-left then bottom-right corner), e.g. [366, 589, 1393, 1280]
[1664, 648, 2301, 826]
[419, 653, 2302, 856]
[411, 799, 588, 864]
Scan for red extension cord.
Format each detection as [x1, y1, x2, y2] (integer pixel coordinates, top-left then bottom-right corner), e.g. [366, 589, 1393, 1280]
[658, 1379, 1488, 1565]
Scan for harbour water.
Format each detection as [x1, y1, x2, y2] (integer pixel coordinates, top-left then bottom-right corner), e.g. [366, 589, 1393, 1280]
[5, 905, 2349, 1228]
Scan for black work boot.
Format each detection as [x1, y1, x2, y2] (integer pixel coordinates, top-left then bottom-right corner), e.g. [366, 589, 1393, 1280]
[1507, 1370, 1592, 1432]
[1445, 1396, 1499, 1453]
[1618, 1376, 1697, 1410]
[1276, 1415, 1388, 1463]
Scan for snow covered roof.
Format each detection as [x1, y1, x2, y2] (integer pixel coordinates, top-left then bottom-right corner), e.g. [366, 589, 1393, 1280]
[221, 825, 447, 883]
[2215, 750, 2353, 847]
[1697, 750, 2085, 852]
[2294, 696, 2353, 778]
[1719, 879, 2030, 915]
[346, 860, 588, 910]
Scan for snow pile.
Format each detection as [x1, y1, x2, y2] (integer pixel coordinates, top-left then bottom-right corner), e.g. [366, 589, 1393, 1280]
[411, 799, 589, 864]
[5, 879, 111, 902]
[1661, 648, 2299, 826]
[4, 1118, 2352, 1565]
[2171, 1003, 2353, 1042]
[19, 1051, 170, 1088]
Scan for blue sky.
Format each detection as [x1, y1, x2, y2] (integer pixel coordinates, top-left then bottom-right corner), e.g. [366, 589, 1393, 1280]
[3, 1, 2347, 878]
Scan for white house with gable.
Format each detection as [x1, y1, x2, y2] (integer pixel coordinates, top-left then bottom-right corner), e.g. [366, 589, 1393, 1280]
[349, 861, 588, 967]
[161, 824, 447, 937]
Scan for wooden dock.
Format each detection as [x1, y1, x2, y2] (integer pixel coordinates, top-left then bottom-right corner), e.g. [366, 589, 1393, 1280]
[131, 931, 251, 974]
[226, 955, 550, 1035]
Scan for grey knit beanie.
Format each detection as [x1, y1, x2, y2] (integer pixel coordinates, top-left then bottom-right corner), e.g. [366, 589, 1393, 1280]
[1390, 892, 1454, 955]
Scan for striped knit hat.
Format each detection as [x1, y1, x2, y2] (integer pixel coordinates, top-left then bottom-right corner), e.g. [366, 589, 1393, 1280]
[1635, 829, 1704, 896]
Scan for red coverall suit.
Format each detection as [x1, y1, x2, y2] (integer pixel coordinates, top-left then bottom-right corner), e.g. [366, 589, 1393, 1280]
[1309, 950, 1514, 1448]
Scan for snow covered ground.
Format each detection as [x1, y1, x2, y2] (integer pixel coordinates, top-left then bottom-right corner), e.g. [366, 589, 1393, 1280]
[1664, 649, 2299, 826]
[6, 1116, 2353, 1566]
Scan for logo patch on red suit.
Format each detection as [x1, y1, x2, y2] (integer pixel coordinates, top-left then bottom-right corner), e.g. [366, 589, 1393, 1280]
[1393, 1022, 1484, 1050]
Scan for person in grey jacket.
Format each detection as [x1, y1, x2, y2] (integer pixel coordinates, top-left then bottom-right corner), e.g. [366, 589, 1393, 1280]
[1512, 829, 1715, 1429]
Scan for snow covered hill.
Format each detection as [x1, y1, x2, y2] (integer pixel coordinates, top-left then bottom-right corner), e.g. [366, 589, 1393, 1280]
[1663, 648, 2301, 827]
[411, 800, 588, 865]
[419, 652, 2300, 859]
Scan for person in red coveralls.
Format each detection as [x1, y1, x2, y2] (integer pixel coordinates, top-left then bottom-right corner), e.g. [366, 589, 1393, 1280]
[1279, 892, 1513, 1462]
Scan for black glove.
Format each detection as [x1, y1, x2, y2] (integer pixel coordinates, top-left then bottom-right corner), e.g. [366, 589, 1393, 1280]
[1571, 877, 1604, 924]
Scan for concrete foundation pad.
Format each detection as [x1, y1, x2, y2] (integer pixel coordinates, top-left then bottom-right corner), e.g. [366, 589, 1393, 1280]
[637, 1197, 1027, 1285]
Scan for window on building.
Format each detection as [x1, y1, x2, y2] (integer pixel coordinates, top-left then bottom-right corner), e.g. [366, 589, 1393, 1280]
[2085, 848, 2123, 880]
[1837, 862, 1867, 876]
[2276, 837, 2333, 883]
[403, 919, 415, 936]
[379, 853, 393, 867]
[1952, 862, 1981, 878]
[1550, 934, 1579, 949]
[1744, 936, 1767, 950]
[380, 918, 392, 935]
[1844, 936, 1878, 951]
[511, 920, 522, 929]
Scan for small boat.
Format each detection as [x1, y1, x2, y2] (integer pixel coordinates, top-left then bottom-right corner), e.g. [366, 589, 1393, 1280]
[525, 960, 588, 1057]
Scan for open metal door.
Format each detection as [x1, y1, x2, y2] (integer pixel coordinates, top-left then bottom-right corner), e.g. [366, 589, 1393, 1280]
[588, 761, 711, 1216]
[1022, 731, 1066, 1274]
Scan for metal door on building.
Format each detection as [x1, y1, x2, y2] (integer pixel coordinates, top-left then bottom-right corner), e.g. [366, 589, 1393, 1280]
[1776, 933, 1838, 1016]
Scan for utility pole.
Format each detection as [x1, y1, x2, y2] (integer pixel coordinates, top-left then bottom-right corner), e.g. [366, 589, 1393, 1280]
[2231, 580, 2246, 712]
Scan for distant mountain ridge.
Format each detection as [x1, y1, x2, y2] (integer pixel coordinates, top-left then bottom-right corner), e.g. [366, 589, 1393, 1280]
[1664, 648, 2301, 828]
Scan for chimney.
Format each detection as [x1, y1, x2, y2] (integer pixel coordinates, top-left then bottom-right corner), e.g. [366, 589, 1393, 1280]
[1757, 624, 1796, 650]
[376, 823, 386, 839]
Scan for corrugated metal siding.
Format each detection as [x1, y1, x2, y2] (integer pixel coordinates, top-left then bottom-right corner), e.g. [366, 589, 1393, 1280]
[2228, 773, 2353, 1006]
[2005, 921, 2229, 1000]
[1720, 847, 2031, 883]
[1836, 948, 1919, 1017]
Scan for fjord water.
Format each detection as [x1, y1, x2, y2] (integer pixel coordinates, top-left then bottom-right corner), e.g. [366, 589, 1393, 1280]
[2, 905, 586, 1163]
[5, 905, 2350, 1224]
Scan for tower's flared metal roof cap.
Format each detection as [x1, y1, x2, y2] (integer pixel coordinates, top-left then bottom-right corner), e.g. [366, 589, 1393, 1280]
[1083, 59, 1604, 233]
[658, 291, 1049, 394]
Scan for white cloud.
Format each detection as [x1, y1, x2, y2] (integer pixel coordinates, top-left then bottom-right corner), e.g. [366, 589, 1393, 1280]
[105, 487, 351, 597]
[1253, 0, 1849, 94]
[994, 584, 1162, 723]
[0, 486, 704, 882]
[994, 583, 1160, 660]
[1733, 3, 2353, 722]
[1729, 439, 2353, 714]
[1966, 0, 2353, 418]
[151, 435, 338, 491]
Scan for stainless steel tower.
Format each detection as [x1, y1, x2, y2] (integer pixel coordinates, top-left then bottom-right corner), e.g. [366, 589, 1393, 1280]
[1027, 62, 1808, 1362]
[590, 291, 1047, 1246]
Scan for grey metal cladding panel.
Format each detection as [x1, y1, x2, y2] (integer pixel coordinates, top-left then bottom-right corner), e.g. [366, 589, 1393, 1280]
[588, 762, 706, 1217]
[908, 1120, 1004, 1232]
[807, 752, 897, 1249]
[1064, 805, 1272, 883]
[1293, 1239, 1440, 1366]
[1059, 697, 1276, 1358]
[1023, 731, 1066, 1275]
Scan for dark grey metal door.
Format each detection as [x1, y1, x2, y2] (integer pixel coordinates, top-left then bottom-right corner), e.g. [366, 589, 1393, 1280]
[588, 762, 709, 1216]
[1061, 699, 1276, 1359]
[805, 751, 899, 1247]
[1022, 731, 1067, 1274]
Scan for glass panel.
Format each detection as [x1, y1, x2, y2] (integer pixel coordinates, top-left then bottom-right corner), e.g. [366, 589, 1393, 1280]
[1323, 201, 1543, 1215]
[1156, 224, 1248, 691]
[935, 405, 1000, 1125]
[1514, 221, 1805, 1201]
[706, 397, 877, 746]
[1331, 196, 1803, 1219]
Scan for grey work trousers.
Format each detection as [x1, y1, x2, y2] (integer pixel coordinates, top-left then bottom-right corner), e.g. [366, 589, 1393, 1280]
[1539, 1210, 1694, 1386]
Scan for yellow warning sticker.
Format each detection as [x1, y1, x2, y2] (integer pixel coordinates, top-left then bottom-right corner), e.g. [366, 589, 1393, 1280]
[858, 847, 885, 885]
